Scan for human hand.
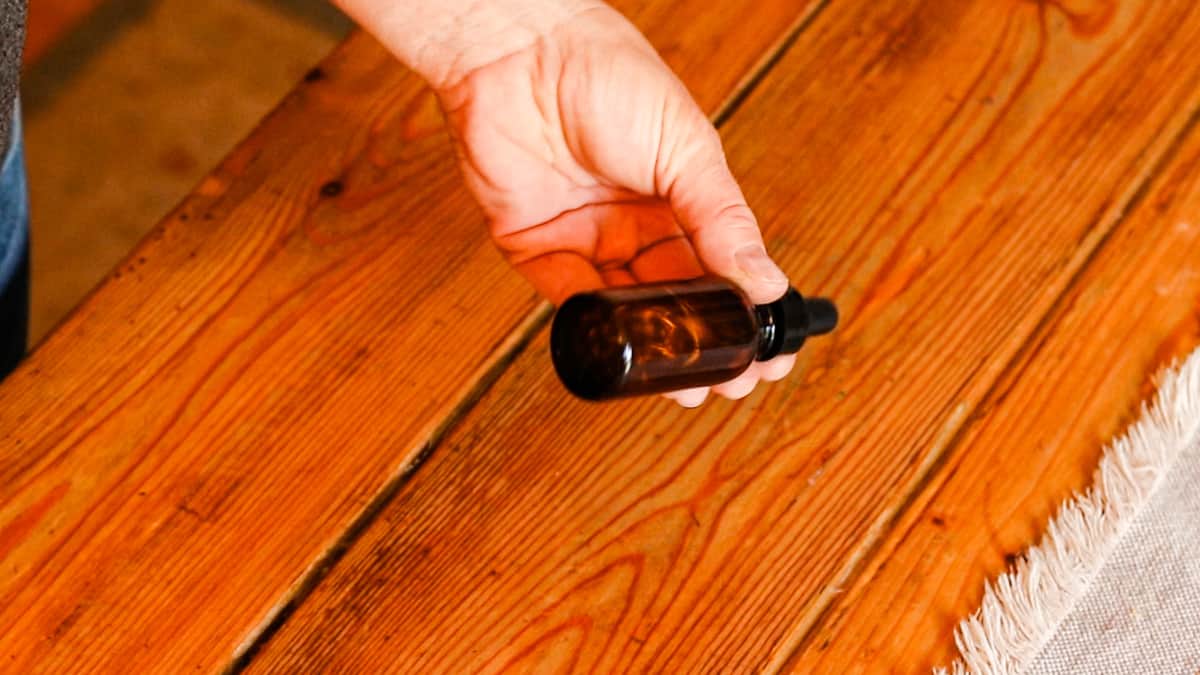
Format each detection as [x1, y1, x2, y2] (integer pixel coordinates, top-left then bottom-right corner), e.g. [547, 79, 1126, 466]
[337, 0, 795, 405]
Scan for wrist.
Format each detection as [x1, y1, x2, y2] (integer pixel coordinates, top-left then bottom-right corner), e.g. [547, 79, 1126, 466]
[336, 0, 604, 89]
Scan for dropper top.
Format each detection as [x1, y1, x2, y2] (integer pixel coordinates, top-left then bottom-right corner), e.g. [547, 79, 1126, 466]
[772, 289, 839, 355]
[805, 297, 839, 335]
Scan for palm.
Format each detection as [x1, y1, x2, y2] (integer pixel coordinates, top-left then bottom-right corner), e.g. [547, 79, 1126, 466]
[432, 6, 795, 403]
[436, 12, 709, 304]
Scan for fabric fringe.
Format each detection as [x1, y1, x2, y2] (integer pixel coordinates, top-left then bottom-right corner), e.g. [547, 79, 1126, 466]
[937, 347, 1200, 675]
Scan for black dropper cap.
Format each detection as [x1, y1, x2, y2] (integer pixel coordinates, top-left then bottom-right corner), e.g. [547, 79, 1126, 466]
[771, 288, 839, 355]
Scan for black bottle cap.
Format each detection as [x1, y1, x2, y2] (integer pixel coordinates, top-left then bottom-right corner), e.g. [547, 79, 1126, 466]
[776, 289, 839, 355]
[805, 297, 839, 335]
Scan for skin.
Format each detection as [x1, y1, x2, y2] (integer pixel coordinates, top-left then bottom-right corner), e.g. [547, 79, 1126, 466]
[335, 0, 796, 405]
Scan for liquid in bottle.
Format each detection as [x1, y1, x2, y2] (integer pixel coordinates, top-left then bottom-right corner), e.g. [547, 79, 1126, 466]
[550, 277, 837, 401]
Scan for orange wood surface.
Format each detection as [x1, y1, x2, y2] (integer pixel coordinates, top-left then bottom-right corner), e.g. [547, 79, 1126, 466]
[244, 0, 1200, 671]
[23, 0, 108, 66]
[0, 0, 824, 669]
[787, 109, 1200, 674]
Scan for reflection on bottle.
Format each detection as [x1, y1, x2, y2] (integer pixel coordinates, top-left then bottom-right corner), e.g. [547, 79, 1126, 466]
[551, 277, 838, 401]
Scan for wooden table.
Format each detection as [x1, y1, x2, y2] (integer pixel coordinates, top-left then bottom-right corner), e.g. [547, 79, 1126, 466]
[4, 1, 1200, 671]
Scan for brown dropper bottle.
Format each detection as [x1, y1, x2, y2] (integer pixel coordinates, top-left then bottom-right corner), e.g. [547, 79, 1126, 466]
[550, 277, 837, 401]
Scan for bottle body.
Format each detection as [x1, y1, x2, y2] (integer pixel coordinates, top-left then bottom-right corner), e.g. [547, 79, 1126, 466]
[551, 278, 765, 400]
[551, 277, 839, 401]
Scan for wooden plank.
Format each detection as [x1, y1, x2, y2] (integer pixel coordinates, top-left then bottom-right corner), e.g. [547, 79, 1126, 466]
[0, 0, 822, 669]
[23, 0, 108, 66]
[243, 1, 1200, 671]
[785, 107, 1200, 674]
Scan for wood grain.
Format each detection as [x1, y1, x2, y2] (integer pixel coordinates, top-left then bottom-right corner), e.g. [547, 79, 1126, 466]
[244, 0, 1200, 671]
[0, 0, 821, 669]
[787, 100, 1200, 675]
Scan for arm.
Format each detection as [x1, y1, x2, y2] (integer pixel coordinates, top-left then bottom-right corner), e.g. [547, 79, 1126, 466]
[335, 0, 603, 90]
[333, 0, 794, 405]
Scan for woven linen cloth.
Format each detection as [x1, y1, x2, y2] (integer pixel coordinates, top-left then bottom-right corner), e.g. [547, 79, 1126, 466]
[942, 350, 1200, 675]
[1028, 438, 1200, 674]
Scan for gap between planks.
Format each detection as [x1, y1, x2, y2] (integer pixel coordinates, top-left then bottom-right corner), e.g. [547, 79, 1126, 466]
[223, 3, 833, 670]
[1, 0, 829, 668]
[0, 2, 816, 662]
[774, 70, 1200, 675]
[226, 302, 552, 672]
[227, 1, 1200, 670]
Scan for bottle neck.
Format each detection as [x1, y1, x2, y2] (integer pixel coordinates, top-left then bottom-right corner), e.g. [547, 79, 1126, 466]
[755, 304, 782, 361]
[755, 288, 839, 361]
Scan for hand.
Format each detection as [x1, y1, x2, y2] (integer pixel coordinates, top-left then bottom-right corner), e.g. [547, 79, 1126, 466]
[339, 0, 796, 405]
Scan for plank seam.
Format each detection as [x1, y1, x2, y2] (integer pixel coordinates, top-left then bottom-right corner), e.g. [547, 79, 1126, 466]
[771, 99, 1200, 671]
[711, 0, 831, 128]
[224, 303, 552, 674]
[222, 4, 835, 667]
[939, 348, 1200, 673]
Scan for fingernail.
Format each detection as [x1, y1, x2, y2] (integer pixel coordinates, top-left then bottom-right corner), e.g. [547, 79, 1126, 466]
[735, 245, 787, 285]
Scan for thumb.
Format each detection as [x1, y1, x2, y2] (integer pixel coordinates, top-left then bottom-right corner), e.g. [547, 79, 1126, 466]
[661, 118, 789, 304]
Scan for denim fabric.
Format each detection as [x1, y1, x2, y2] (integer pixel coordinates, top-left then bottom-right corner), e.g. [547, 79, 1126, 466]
[0, 100, 27, 378]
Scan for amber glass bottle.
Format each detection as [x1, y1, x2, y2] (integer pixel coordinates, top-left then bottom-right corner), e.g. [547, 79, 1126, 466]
[550, 278, 837, 401]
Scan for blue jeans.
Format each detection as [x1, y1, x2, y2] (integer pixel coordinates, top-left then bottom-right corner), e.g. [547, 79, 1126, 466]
[0, 102, 28, 379]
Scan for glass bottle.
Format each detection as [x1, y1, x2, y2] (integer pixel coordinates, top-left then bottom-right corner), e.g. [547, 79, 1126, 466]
[550, 277, 837, 401]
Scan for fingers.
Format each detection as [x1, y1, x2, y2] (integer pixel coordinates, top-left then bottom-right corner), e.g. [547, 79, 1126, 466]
[600, 268, 638, 287]
[664, 387, 709, 408]
[496, 199, 670, 303]
[663, 355, 797, 407]
[628, 235, 704, 283]
[513, 251, 604, 306]
[758, 353, 796, 382]
[659, 109, 789, 304]
[710, 367, 758, 400]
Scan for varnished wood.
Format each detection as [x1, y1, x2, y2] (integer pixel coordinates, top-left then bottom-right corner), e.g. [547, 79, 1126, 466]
[0, 0, 822, 668]
[787, 109, 1200, 675]
[245, 0, 1200, 671]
